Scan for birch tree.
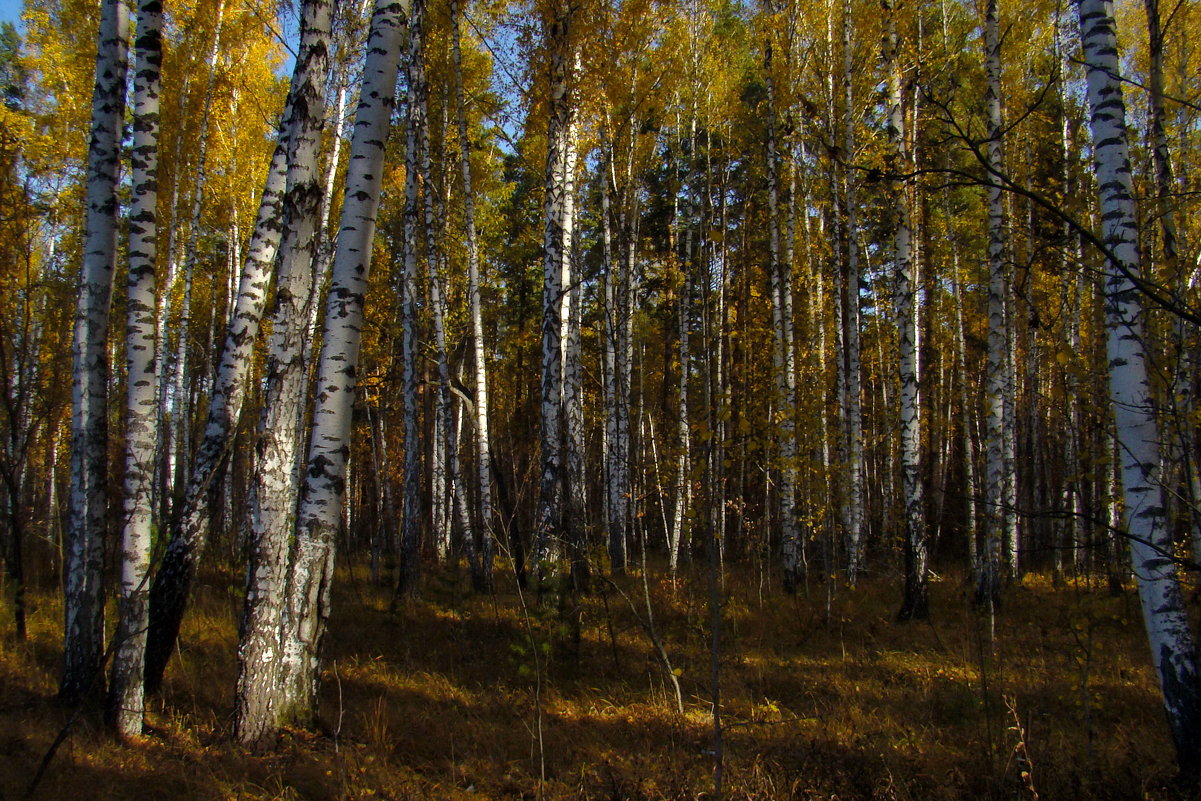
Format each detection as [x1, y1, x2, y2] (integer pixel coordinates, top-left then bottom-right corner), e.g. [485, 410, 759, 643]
[532, 0, 575, 574]
[283, 0, 406, 722]
[235, 0, 333, 748]
[165, 0, 226, 516]
[106, 0, 161, 736]
[885, 0, 927, 621]
[418, 32, 455, 563]
[601, 148, 631, 575]
[763, 32, 801, 592]
[395, 0, 427, 599]
[451, 0, 494, 590]
[1077, 0, 1201, 776]
[562, 121, 585, 585]
[978, 0, 1006, 609]
[62, 0, 128, 704]
[840, 0, 865, 585]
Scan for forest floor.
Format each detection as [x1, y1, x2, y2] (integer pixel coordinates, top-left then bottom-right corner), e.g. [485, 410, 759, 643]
[0, 558, 1191, 800]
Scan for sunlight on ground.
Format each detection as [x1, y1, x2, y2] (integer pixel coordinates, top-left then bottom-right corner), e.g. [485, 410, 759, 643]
[0, 564, 1182, 800]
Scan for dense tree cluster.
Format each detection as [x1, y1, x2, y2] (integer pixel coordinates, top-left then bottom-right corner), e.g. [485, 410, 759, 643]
[1, 0, 1200, 777]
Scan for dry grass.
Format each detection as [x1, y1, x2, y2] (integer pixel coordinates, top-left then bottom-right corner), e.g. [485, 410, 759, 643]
[0, 561, 1188, 800]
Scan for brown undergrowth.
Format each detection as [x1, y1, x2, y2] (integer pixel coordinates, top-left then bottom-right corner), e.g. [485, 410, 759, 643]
[0, 561, 1188, 800]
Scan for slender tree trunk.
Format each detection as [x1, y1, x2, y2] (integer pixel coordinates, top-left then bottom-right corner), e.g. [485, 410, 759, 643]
[1143, 0, 1179, 270]
[1077, 0, 1201, 777]
[235, 0, 333, 749]
[951, 250, 979, 579]
[414, 30, 453, 561]
[1002, 283, 1019, 578]
[1143, 0, 1201, 562]
[1056, 15, 1088, 577]
[107, 0, 161, 736]
[978, 0, 1006, 609]
[841, 0, 865, 584]
[282, 0, 405, 724]
[451, 0, 494, 591]
[532, 0, 575, 575]
[395, 0, 427, 600]
[562, 121, 586, 588]
[886, 0, 928, 621]
[671, 142, 691, 576]
[601, 151, 629, 575]
[764, 38, 801, 593]
[62, 0, 128, 704]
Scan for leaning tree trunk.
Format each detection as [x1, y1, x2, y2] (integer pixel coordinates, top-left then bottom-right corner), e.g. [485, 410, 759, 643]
[886, 0, 928, 621]
[235, 0, 333, 750]
[143, 126, 292, 693]
[1077, 0, 1201, 778]
[978, 0, 1007, 609]
[107, 0, 161, 737]
[62, 0, 128, 705]
[282, 0, 406, 724]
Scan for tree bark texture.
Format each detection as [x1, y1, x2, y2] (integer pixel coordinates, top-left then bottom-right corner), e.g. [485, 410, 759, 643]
[107, 0, 162, 736]
[452, 0, 495, 590]
[62, 0, 128, 704]
[979, 0, 1007, 609]
[395, 0, 427, 600]
[533, 0, 575, 575]
[885, 0, 928, 621]
[1077, 0, 1201, 777]
[286, 0, 406, 720]
[235, 0, 333, 749]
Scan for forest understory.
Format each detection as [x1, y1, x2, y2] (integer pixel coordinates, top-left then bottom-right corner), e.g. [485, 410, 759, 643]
[0, 559, 1186, 801]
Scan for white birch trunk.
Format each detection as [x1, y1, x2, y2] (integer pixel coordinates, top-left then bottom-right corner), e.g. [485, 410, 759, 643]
[107, 0, 161, 736]
[1077, 0, 1201, 774]
[841, 0, 865, 585]
[950, 244, 979, 579]
[417, 42, 453, 562]
[62, 0, 128, 704]
[886, 0, 927, 620]
[1002, 285, 1018, 578]
[560, 114, 586, 585]
[764, 39, 801, 593]
[979, 0, 1006, 608]
[532, 0, 574, 574]
[235, 0, 333, 749]
[451, 0, 494, 590]
[283, 0, 406, 720]
[601, 152, 630, 575]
